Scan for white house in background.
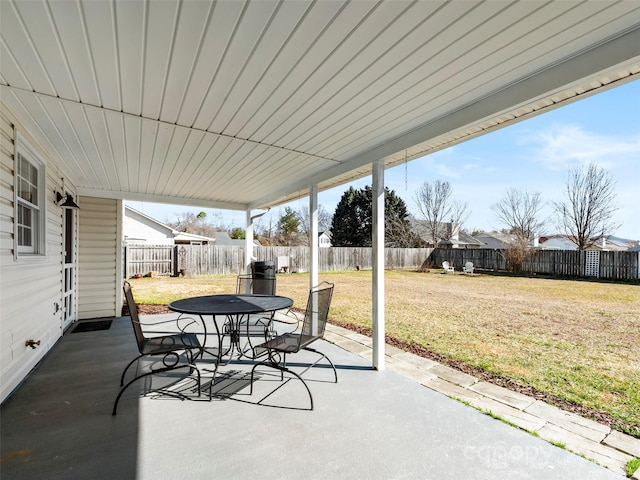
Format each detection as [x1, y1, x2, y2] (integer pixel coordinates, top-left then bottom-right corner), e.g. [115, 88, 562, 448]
[537, 235, 632, 251]
[537, 235, 578, 250]
[474, 231, 517, 249]
[124, 206, 216, 245]
[319, 231, 332, 248]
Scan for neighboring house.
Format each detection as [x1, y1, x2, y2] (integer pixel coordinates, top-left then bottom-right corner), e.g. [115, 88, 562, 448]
[319, 231, 332, 248]
[475, 232, 515, 250]
[601, 236, 637, 251]
[412, 220, 483, 248]
[474, 231, 517, 249]
[537, 235, 633, 251]
[537, 235, 578, 250]
[209, 230, 261, 247]
[440, 230, 485, 249]
[124, 206, 215, 245]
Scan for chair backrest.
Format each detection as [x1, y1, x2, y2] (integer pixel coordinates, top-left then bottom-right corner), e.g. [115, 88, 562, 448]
[300, 282, 334, 341]
[465, 262, 473, 269]
[123, 281, 146, 352]
[236, 274, 276, 296]
[442, 261, 450, 268]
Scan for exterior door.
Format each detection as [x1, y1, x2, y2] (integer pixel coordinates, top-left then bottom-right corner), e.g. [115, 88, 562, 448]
[62, 208, 76, 330]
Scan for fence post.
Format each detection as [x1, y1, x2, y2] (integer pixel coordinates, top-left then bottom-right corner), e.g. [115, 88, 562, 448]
[173, 246, 178, 277]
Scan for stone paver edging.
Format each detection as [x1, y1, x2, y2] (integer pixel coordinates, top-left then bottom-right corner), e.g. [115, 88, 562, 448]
[325, 324, 640, 478]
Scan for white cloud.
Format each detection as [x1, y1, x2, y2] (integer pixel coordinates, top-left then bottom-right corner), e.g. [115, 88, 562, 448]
[521, 124, 640, 171]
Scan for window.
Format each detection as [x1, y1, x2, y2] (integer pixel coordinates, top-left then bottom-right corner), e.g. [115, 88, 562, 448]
[15, 137, 46, 257]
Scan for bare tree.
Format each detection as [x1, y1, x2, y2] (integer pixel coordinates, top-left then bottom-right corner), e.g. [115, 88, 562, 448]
[552, 163, 619, 250]
[385, 216, 422, 247]
[254, 213, 277, 246]
[491, 188, 546, 244]
[413, 180, 469, 246]
[168, 210, 225, 237]
[296, 205, 333, 246]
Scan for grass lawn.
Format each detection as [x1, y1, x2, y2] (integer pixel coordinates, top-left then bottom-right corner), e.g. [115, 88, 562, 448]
[128, 270, 640, 437]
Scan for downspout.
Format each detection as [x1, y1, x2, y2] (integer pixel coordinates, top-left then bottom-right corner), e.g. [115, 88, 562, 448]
[245, 208, 270, 273]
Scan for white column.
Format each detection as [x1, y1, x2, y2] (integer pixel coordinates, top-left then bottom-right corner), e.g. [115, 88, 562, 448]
[245, 210, 254, 274]
[372, 160, 385, 370]
[310, 185, 319, 334]
[310, 185, 319, 289]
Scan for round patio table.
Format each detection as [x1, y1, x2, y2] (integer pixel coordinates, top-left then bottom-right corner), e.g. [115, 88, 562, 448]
[168, 294, 294, 360]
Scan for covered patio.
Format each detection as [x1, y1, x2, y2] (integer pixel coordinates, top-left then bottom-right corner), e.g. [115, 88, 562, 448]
[0, 313, 629, 480]
[2, 2, 640, 478]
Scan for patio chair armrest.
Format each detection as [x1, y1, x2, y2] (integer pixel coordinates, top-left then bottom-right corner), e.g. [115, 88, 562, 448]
[136, 315, 204, 336]
[271, 309, 303, 329]
[175, 314, 204, 334]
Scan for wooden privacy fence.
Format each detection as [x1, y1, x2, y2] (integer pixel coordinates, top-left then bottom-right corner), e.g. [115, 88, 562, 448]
[125, 245, 639, 281]
[431, 248, 640, 281]
[124, 245, 433, 277]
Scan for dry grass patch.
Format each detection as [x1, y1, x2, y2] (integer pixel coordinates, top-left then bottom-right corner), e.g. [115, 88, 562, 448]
[128, 270, 639, 436]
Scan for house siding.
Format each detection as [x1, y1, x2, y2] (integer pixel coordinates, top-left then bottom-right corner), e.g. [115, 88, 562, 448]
[0, 105, 67, 403]
[124, 208, 174, 244]
[77, 196, 121, 319]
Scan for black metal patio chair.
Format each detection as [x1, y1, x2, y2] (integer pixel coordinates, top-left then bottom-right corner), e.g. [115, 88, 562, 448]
[230, 274, 279, 359]
[112, 281, 203, 415]
[236, 273, 276, 296]
[250, 282, 337, 410]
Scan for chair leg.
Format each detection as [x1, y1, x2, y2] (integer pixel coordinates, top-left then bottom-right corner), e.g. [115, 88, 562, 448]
[119, 355, 143, 386]
[304, 347, 338, 383]
[113, 362, 201, 415]
[249, 355, 313, 410]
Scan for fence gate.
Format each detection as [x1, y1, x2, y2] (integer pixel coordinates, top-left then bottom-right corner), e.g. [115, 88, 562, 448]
[584, 250, 600, 277]
[125, 245, 174, 277]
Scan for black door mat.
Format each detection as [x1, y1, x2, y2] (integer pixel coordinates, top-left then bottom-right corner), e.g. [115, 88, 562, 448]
[71, 320, 113, 333]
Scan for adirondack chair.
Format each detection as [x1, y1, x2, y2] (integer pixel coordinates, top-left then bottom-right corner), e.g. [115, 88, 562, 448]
[442, 261, 455, 273]
[463, 262, 474, 274]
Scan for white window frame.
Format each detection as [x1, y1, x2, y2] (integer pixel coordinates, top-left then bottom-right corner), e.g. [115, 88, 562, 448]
[14, 133, 47, 259]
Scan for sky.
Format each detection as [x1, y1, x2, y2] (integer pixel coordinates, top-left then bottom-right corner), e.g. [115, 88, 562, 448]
[128, 78, 640, 241]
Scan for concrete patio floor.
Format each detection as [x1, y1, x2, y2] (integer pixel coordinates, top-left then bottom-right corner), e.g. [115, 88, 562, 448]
[1, 314, 637, 480]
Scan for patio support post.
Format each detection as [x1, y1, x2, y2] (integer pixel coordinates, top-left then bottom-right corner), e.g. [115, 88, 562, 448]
[245, 210, 254, 274]
[372, 159, 385, 370]
[310, 185, 319, 335]
[310, 185, 319, 289]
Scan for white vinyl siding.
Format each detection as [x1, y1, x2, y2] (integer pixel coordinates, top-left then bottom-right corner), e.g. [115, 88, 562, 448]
[124, 208, 174, 245]
[0, 105, 65, 403]
[77, 196, 119, 319]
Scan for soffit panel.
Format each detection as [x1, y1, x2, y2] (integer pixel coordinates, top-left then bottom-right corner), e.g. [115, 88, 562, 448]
[1, 0, 639, 210]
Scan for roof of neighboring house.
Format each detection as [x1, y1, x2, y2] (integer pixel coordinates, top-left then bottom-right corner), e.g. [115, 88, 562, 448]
[208, 230, 262, 247]
[537, 235, 577, 250]
[474, 231, 516, 249]
[537, 234, 634, 251]
[126, 206, 175, 234]
[173, 231, 219, 243]
[440, 231, 484, 247]
[125, 206, 217, 244]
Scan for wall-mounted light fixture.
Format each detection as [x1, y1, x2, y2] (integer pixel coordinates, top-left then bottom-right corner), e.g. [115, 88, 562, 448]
[54, 190, 80, 209]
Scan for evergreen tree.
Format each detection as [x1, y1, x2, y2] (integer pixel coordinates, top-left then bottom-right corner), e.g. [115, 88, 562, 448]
[330, 186, 417, 247]
[277, 206, 300, 245]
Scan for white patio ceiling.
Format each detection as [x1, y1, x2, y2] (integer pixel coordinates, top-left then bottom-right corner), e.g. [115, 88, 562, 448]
[1, 0, 639, 212]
